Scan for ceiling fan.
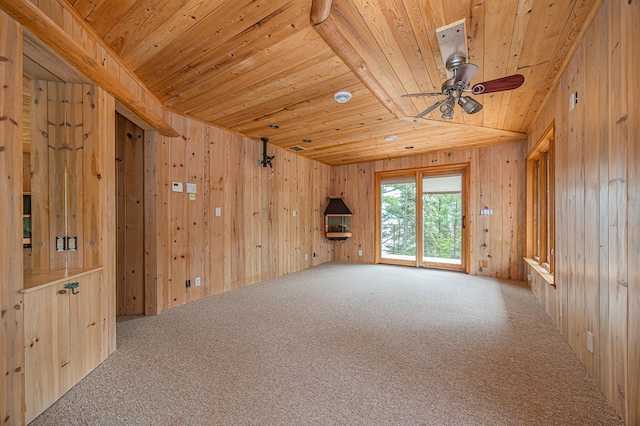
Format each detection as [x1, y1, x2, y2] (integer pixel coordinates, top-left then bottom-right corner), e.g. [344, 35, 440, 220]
[402, 19, 524, 120]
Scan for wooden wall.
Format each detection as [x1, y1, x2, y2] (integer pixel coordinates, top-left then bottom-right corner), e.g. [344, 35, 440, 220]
[525, 0, 639, 423]
[0, 10, 25, 425]
[27, 81, 109, 272]
[144, 114, 334, 312]
[331, 142, 526, 280]
[115, 113, 145, 315]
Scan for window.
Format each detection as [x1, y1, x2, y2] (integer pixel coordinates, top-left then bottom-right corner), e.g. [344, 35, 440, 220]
[526, 123, 554, 275]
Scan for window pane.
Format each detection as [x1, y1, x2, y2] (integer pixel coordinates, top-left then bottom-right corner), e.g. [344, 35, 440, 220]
[380, 178, 417, 260]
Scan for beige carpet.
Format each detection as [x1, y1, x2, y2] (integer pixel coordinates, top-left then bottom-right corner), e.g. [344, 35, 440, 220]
[30, 262, 623, 425]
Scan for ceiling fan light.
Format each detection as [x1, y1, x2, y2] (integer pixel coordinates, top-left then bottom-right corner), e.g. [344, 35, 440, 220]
[458, 96, 483, 114]
[440, 98, 455, 120]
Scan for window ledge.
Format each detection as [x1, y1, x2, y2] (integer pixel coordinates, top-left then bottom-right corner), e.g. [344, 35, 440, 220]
[524, 258, 555, 287]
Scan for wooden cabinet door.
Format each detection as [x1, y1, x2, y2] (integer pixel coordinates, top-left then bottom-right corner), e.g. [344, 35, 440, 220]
[68, 273, 103, 383]
[23, 283, 70, 423]
[23, 271, 103, 423]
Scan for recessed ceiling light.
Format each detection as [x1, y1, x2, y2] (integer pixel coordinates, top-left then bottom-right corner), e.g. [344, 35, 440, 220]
[268, 124, 280, 129]
[302, 139, 312, 143]
[334, 91, 352, 104]
[405, 146, 414, 149]
[385, 135, 397, 141]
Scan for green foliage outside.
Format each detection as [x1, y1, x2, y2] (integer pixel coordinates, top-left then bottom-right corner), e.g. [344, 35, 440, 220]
[381, 183, 461, 260]
[381, 183, 416, 256]
[422, 193, 462, 260]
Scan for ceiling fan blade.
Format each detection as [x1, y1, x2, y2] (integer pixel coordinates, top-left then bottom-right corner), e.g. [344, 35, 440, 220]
[402, 92, 443, 97]
[471, 74, 525, 95]
[454, 63, 479, 87]
[415, 100, 446, 119]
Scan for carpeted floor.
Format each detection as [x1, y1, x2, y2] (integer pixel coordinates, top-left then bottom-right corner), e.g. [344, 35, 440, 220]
[30, 262, 623, 425]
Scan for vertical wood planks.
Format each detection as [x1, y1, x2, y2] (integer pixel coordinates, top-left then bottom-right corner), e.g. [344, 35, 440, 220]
[606, 0, 628, 416]
[0, 10, 24, 425]
[115, 114, 145, 315]
[31, 80, 50, 271]
[525, 0, 638, 422]
[330, 143, 525, 281]
[626, 0, 640, 423]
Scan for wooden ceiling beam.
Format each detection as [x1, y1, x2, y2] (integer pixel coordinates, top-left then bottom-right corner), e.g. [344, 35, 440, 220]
[0, 0, 180, 137]
[310, 0, 407, 119]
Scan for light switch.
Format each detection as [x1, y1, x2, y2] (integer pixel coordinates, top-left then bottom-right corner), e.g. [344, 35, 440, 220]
[215, 207, 222, 217]
[186, 182, 197, 194]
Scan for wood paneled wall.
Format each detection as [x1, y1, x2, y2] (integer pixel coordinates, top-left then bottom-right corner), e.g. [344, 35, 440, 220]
[525, 0, 639, 423]
[115, 114, 145, 315]
[331, 142, 526, 280]
[28, 81, 108, 272]
[144, 114, 334, 312]
[0, 10, 25, 425]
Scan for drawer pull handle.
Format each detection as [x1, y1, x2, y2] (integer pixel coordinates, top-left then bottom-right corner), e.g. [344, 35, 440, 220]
[64, 282, 80, 295]
[58, 289, 67, 294]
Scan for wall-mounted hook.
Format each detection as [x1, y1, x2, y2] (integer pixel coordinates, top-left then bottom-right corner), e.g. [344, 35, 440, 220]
[64, 282, 80, 295]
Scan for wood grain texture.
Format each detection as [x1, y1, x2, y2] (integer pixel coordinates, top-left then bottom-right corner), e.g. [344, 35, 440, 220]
[0, 10, 24, 426]
[331, 143, 525, 280]
[115, 114, 145, 315]
[0, 0, 179, 137]
[141, 113, 334, 311]
[526, 0, 637, 422]
[23, 270, 105, 423]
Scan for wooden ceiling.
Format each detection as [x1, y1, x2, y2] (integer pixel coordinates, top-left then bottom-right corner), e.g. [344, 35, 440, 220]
[66, 0, 601, 166]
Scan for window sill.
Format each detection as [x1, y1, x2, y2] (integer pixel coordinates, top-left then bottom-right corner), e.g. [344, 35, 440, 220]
[524, 258, 555, 287]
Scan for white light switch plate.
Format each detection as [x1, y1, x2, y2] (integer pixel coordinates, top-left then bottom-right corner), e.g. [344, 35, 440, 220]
[215, 207, 221, 217]
[172, 182, 183, 192]
[186, 182, 197, 194]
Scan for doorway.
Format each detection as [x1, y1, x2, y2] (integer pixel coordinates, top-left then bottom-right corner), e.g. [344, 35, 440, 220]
[115, 113, 145, 315]
[375, 164, 469, 272]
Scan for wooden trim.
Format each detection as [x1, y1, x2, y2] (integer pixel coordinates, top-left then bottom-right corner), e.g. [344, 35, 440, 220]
[0, 0, 179, 137]
[524, 257, 555, 287]
[525, 121, 555, 273]
[21, 267, 104, 293]
[375, 163, 470, 272]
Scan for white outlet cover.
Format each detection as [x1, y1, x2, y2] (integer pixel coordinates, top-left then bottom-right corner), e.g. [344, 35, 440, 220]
[215, 207, 221, 217]
[293, 210, 297, 217]
[358, 250, 363, 256]
[172, 182, 183, 192]
[586, 330, 594, 353]
[195, 277, 201, 287]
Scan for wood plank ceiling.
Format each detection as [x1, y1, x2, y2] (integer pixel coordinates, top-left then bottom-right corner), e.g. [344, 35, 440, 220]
[67, 0, 601, 166]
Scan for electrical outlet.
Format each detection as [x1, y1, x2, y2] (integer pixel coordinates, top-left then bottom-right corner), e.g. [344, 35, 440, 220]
[293, 210, 297, 217]
[313, 252, 317, 257]
[304, 254, 308, 260]
[358, 250, 363, 256]
[586, 330, 594, 354]
[185, 279, 191, 288]
[215, 207, 222, 217]
[195, 277, 201, 287]
[559, 302, 564, 317]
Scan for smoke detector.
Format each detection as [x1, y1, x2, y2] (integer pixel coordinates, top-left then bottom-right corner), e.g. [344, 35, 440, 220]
[334, 91, 352, 104]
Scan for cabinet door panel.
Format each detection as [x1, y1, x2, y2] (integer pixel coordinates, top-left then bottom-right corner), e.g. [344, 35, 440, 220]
[69, 273, 103, 383]
[24, 284, 69, 423]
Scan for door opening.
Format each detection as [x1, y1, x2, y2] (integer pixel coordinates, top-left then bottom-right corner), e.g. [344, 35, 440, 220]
[375, 164, 469, 272]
